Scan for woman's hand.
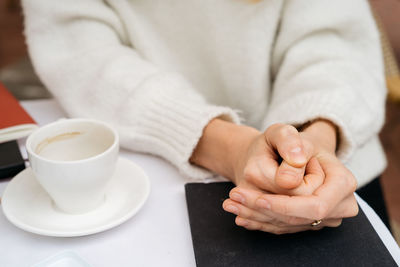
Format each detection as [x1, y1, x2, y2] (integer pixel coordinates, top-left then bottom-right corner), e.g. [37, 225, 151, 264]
[231, 123, 323, 195]
[223, 120, 359, 234]
[191, 120, 323, 195]
[190, 119, 358, 234]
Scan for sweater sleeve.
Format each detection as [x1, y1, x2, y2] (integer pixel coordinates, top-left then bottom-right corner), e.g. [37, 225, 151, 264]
[21, 0, 240, 180]
[264, 0, 386, 162]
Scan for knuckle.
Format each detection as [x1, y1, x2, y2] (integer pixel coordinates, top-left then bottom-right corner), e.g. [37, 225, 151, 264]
[336, 172, 349, 188]
[337, 169, 357, 192]
[286, 216, 299, 226]
[269, 217, 285, 227]
[243, 168, 255, 183]
[347, 173, 358, 192]
[275, 219, 288, 227]
[302, 138, 314, 153]
[278, 124, 297, 138]
[315, 200, 329, 219]
[281, 201, 290, 216]
[278, 169, 302, 182]
[266, 123, 284, 135]
[238, 208, 250, 219]
[350, 201, 359, 217]
[243, 165, 258, 183]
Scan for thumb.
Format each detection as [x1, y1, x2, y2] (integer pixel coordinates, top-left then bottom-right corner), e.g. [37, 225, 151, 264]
[275, 160, 305, 189]
[266, 124, 308, 167]
[274, 138, 314, 189]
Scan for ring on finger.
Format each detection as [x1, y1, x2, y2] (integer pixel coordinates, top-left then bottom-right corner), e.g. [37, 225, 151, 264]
[311, 219, 322, 227]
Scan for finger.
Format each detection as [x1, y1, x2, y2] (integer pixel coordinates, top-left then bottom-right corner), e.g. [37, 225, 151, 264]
[304, 156, 325, 183]
[223, 198, 274, 222]
[275, 161, 306, 189]
[224, 198, 313, 226]
[241, 157, 279, 192]
[229, 186, 265, 207]
[255, 193, 330, 220]
[229, 187, 314, 225]
[323, 218, 343, 228]
[312, 155, 358, 211]
[256, 156, 357, 220]
[327, 194, 359, 219]
[289, 157, 325, 196]
[245, 156, 324, 197]
[235, 217, 316, 234]
[265, 124, 307, 167]
[255, 193, 322, 220]
[235, 217, 342, 234]
[275, 139, 315, 190]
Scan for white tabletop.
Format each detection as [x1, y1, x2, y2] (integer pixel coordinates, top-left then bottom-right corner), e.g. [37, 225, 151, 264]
[0, 99, 399, 267]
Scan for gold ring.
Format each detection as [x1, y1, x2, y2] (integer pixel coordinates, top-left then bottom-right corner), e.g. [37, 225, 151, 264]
[311, 219, 322, 227]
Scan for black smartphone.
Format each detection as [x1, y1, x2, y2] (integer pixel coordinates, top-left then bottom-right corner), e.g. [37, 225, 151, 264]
[0, 140, 25, 179]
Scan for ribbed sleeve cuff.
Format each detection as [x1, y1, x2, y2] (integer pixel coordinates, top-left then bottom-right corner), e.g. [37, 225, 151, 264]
[262, 88, 382, 162]
[117, 73, 241, 180]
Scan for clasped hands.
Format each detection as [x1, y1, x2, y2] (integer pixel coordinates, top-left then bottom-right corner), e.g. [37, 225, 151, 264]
[223, 121, 359, 234]
[191, 119, 359, 234]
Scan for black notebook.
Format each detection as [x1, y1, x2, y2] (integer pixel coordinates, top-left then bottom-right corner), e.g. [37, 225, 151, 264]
[185, 182, 397, 267]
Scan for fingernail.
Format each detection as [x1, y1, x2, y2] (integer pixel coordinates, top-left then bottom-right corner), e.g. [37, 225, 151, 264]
[230, 192, 244, 204]
[225, 205, 239, 215]
[290, 147, 306, 162]
[290, 147, 302, 153]
[256, 198, 271, 210]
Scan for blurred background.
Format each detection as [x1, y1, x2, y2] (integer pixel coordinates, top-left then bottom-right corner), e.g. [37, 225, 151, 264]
[1, 0, 400, 242]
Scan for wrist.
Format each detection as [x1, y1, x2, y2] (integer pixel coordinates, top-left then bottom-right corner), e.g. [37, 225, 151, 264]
[301, 119, 338, 154]
[190, 119, 259, 180]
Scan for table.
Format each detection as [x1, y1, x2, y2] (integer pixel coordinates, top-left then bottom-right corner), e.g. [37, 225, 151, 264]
[0, 99, 399, 266]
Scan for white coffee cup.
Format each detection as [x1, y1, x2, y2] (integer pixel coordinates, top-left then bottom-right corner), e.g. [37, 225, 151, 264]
[26, 118, 119, 214]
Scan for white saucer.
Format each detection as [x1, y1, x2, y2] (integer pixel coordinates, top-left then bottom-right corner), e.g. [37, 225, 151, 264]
[2, 157, 150, 237]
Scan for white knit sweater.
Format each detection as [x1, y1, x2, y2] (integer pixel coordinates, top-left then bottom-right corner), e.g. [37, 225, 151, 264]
[22, 0, 387, 187]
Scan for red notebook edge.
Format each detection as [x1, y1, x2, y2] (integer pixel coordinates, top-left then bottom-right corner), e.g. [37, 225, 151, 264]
[0, 82, 38, 143]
